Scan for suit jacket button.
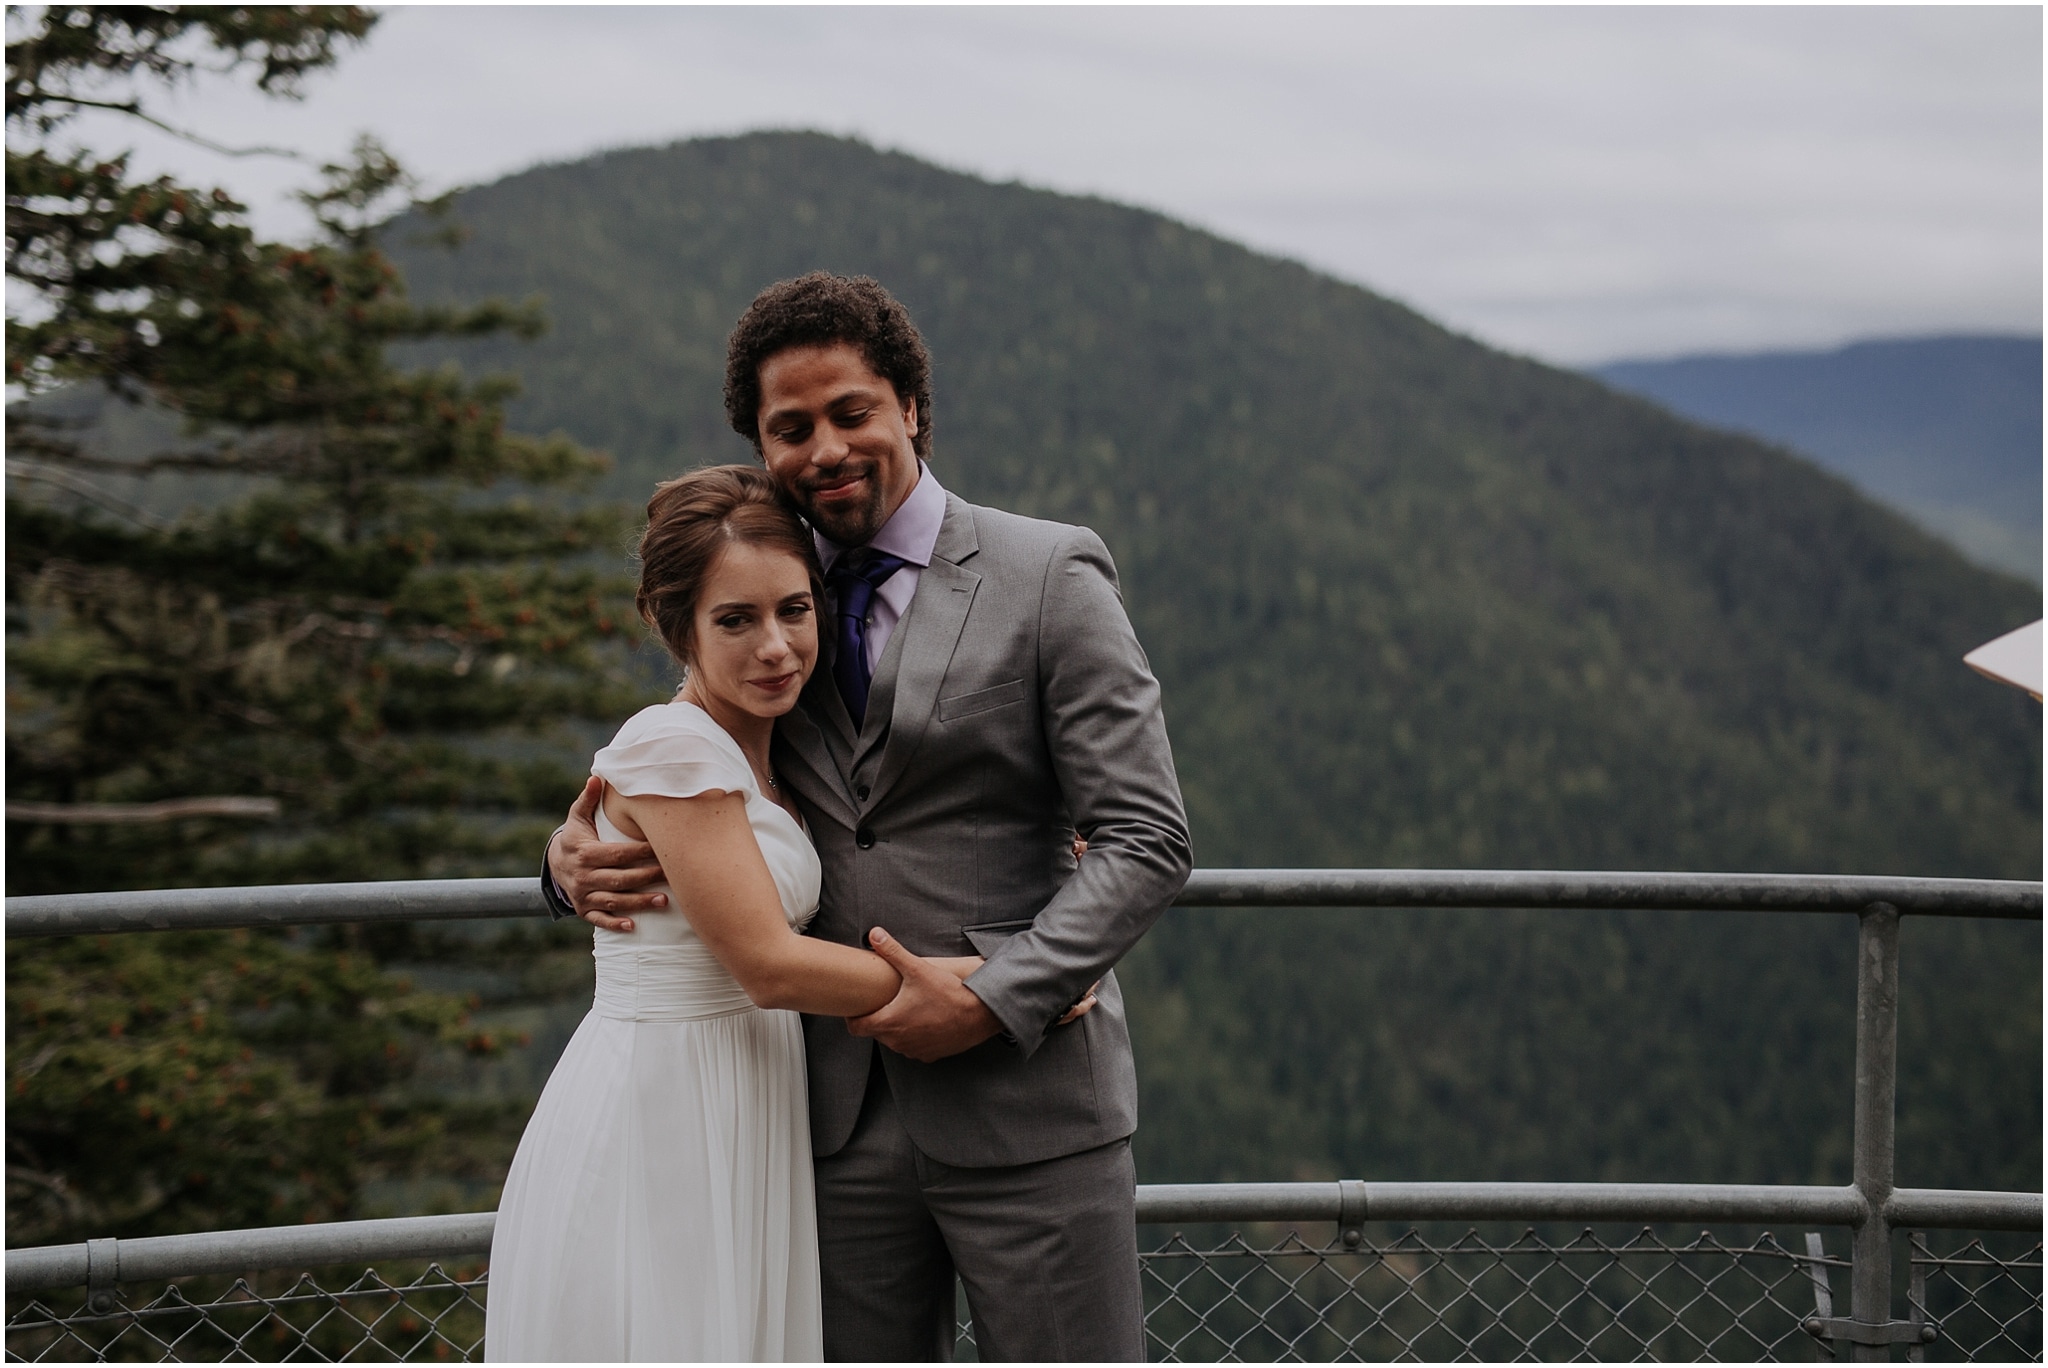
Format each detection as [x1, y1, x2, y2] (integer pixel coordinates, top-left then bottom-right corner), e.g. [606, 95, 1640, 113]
[855, 826, 876, 849]
[856, 784, 870, 802]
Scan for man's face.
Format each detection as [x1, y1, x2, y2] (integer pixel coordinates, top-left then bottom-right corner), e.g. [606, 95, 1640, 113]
[755, 342, 921, 547]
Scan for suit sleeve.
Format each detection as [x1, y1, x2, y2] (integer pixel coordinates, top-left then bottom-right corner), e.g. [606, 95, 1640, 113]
[540, 847, 579, 921]
[963, 527, 1193, 1057]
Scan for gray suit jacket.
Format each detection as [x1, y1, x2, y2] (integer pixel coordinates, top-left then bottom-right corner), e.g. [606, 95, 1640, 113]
[773, 493, 1192, 1169]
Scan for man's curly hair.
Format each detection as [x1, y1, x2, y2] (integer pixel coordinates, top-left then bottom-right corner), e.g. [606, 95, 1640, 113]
[723, 273, 934, 459]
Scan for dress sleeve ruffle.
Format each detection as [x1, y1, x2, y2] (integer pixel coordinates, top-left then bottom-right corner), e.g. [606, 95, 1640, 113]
[591, 710, 753, 800]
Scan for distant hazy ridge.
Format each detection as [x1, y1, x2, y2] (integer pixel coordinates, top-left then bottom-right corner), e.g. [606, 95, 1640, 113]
[1596, 337, 2042, 582]
[386, 132, 2038, 1191]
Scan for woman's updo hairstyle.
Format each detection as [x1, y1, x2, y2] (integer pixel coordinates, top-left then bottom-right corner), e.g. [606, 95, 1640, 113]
[635, 465, 823, 669]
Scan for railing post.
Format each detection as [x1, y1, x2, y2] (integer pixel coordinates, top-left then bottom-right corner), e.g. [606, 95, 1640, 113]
[1851, 903, 1900, 1361]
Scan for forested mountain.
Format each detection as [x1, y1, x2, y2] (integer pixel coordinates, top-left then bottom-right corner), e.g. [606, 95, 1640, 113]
[385, 132, 2039, 1194]
[1596, 337, 2043, 582]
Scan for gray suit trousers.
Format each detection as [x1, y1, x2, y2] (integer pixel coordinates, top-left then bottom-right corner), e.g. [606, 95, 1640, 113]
[815, 1056, 1145, 1362]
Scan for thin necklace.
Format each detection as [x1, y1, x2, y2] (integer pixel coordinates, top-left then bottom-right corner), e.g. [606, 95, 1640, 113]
[681, 680, 781, 793]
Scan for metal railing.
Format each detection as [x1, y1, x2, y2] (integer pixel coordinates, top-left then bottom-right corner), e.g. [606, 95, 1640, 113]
[8, 868, 2039, 939]
[7, 870, 2042, 1361]
[5, 1201, 2038, 1361]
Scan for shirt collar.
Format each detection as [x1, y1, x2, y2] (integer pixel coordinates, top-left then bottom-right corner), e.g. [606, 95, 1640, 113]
[814, 461, 947, 571]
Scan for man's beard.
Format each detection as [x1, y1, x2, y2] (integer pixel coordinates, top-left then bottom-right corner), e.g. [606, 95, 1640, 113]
[795, 473, 889, 547]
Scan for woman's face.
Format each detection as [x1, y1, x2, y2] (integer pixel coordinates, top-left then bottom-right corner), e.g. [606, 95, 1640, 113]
[683, 539, 818, 722]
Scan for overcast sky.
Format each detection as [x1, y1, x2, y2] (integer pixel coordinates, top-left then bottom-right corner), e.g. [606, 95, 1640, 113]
[37, 5, 2047, 366]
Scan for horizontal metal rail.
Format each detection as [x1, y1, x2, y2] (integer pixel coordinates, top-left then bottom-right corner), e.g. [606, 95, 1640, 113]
[1140, 1181, 2042, 1231]
[6, 1214, 498, 1295]
[5, 878, 542, 939]
[7, 869, 2040, 937]
[1141, 1181, 1864, 1227]
[1181, 869, 2041, 918]
[10, 1182, 2040, 1295]
[1886, 1186, 2045, 1231]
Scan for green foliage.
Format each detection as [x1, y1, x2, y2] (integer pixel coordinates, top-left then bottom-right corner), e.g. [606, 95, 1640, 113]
[4, 9, 644, 894]
[387, 131, 2040, 1193]
[4, 7, 654, 1241]
[6, 6, 377, 133]
[1121, 908, 2040, 1192]
[5, 928, 496, 1246]
[7, 477, 637, 888]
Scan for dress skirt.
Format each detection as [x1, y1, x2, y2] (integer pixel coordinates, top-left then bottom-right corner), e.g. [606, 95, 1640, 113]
[484, 941, 823, 1362]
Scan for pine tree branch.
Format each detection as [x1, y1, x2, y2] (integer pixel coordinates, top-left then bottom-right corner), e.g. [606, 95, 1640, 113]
[20, 443, 266, 476]
[5, 457, 170, 529]
[4, 1164, 86, 1222]
[24, 95, 304, 160]
[6, 797, 283, 824]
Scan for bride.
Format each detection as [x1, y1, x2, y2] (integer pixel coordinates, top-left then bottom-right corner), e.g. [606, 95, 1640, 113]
[484, 465, 989, 1361]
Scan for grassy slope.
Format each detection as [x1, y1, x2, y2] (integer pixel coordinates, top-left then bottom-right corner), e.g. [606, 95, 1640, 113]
[392, 131, 2040, 1191]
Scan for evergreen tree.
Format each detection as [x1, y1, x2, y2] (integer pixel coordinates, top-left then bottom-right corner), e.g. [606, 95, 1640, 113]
[7, 8, 643, 891]
[5, 7, 650, 1241]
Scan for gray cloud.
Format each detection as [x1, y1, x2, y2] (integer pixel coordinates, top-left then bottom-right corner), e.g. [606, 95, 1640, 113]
[41, 5, 2043, 364]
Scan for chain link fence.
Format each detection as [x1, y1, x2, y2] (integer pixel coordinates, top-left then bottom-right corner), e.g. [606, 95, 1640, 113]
[4, 1261, 488, 1363]
[10, 874, 2039, 1361]
[7, 1227, 2037, 1362]
[1909, 1234, 2045, 1364]
[1127, 1226, 1833, 1362]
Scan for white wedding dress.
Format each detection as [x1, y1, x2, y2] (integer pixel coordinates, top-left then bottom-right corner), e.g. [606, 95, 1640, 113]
[486, 701, 825, 1362]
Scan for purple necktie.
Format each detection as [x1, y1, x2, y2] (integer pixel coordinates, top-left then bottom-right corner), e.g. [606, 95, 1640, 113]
[827, 548, 908, 727]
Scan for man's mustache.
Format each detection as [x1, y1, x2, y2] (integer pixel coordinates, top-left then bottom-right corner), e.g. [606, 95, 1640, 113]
[797, 463, 876, 495]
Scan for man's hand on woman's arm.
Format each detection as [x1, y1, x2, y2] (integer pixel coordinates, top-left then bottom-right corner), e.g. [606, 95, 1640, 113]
[547, 777, 670, 932]
[847, 929, 1005, 1062]
[848, 934, 1099, 1061]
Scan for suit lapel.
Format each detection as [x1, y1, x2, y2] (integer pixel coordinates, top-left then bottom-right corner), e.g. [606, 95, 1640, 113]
[851, 617, 907, 770]
[778, 673, 858, 828]
[865, 498, 981, 812]
[811, 657, 859, 749]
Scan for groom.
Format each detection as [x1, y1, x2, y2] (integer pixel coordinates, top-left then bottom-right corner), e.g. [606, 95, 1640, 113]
[545, 272, 1191, 1360]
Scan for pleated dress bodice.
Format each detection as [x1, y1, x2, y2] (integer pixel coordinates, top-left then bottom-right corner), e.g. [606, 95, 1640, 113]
[589, 705, 819, 1022]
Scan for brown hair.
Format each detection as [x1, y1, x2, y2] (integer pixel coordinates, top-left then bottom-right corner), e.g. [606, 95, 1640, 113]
[635, 465, 823, 668]
[723, 272, 934, 459]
